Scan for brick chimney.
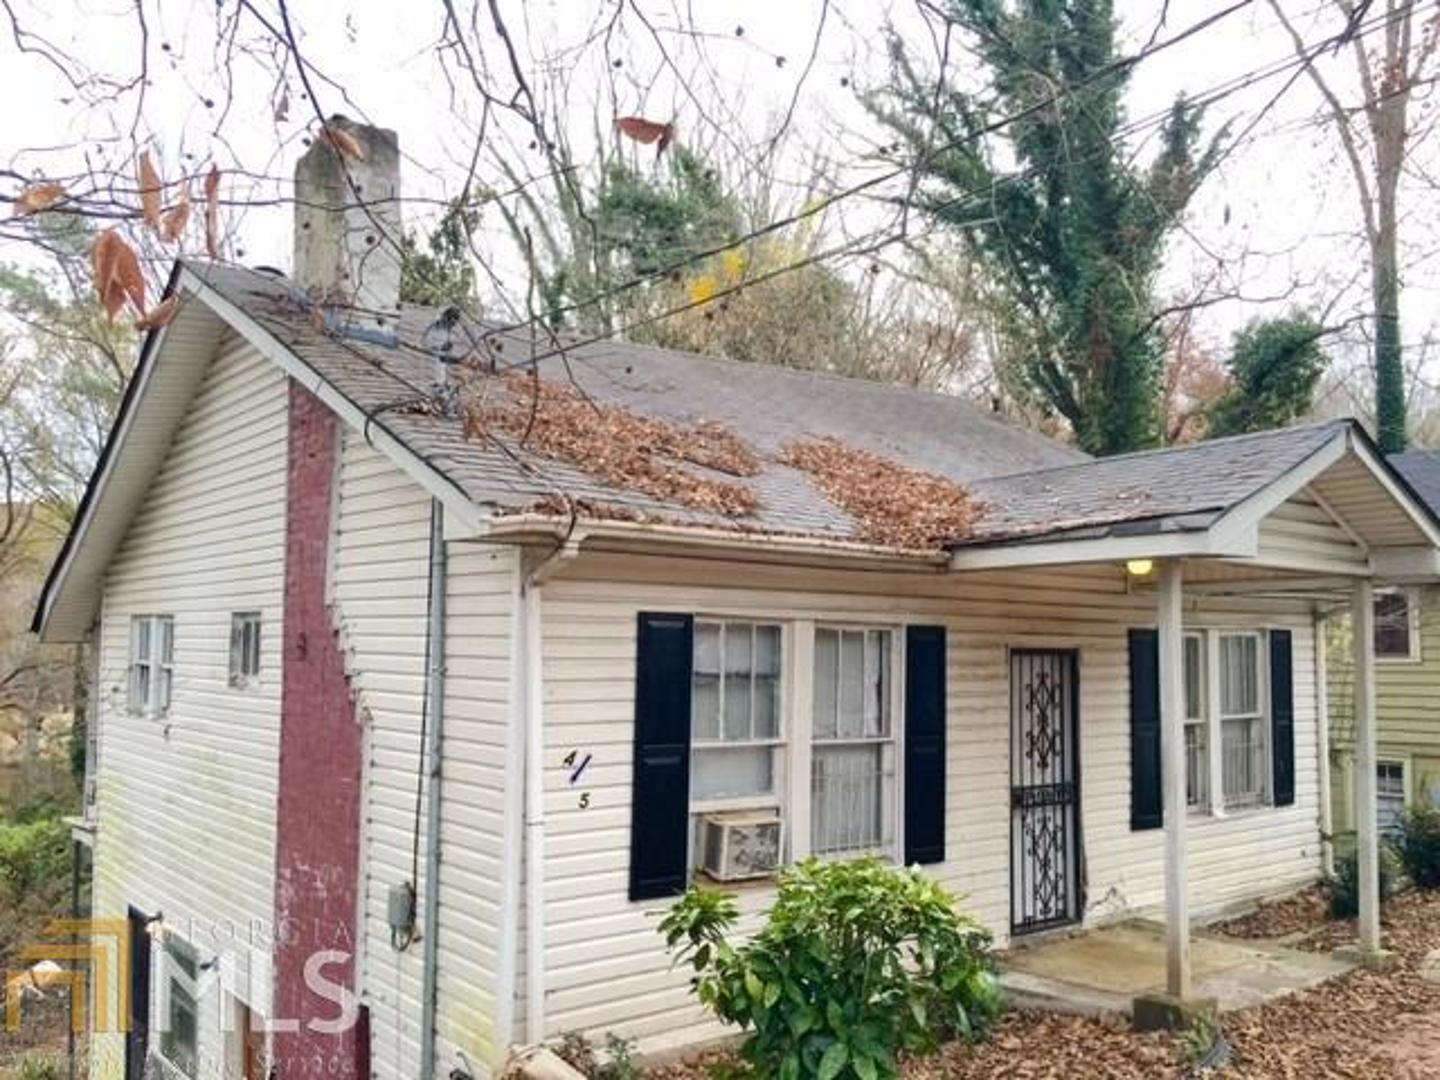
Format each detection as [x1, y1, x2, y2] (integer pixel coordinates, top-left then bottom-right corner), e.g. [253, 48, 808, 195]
[293, 115, 402, 343]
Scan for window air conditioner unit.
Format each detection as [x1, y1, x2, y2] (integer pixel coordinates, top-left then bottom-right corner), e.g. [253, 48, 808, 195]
[701, 812, 781, 882]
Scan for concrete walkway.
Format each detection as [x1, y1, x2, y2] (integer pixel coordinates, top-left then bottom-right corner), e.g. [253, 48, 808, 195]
[999, 919, 1355, 1017]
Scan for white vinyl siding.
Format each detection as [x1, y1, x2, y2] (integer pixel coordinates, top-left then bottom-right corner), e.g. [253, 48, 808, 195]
[334, 433, 515, 1080]
[533, 555, 1322, 1057]
[89, 334, 286, 1080]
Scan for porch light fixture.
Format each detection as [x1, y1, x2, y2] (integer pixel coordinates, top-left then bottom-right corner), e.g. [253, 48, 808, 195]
[1125, 559, 1154, 577]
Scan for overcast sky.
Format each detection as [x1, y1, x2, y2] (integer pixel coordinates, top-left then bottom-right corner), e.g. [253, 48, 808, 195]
[2, 0, 1436, 382]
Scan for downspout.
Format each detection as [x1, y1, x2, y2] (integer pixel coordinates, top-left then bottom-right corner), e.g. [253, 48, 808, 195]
[494, 561, 526, 1052]
[522, 535, 585, 1049]
[1315, 607, 1334, 877]
[419, 499, 447, 1080]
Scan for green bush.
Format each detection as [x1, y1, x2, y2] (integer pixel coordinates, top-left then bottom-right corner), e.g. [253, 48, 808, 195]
[0, 815, 69, 902]
[1330, 846, 1402, 918]
[660, 858, 1001, 1080]
[1396, 804, 1440, 889]
[16, 1054, 64, 1080]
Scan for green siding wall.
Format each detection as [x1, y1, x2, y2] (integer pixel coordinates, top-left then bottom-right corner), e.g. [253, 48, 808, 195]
[1328, 585, 1440, 832]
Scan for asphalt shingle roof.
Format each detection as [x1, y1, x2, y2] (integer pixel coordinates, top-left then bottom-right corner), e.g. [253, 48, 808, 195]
[1389, 451, 1440, 518]
[187, 261, 1357, 550]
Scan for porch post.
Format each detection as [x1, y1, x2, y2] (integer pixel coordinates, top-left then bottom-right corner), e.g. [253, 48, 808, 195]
[1158, 559, 1190, 999]
[1351, 579, 1381, 955]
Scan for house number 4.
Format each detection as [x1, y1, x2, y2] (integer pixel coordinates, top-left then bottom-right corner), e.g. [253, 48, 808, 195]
[563, 750, 593, 810]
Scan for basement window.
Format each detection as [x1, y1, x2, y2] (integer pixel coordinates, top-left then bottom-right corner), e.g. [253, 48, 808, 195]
[128, 615, 174, 716]
[160, 935, 200, 1078]
[229, 612, 262, 689]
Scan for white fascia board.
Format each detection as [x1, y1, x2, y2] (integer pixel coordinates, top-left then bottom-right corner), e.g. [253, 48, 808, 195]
[947, 527, 1252, 571]
[180, 266, 486, 536]
[35, 318, 176, 642]
[1347, 429, 1440, 549]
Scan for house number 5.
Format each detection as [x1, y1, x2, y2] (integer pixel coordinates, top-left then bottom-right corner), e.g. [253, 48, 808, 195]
[563, 750, 593, 810]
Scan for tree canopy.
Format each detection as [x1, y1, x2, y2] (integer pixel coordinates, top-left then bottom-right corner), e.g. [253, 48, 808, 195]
[868, 0, 1224, 455]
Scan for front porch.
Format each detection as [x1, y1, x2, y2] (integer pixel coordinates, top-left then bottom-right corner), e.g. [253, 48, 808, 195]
[954, 421, 1440, 1020]
[999, 918, 1355, 1018]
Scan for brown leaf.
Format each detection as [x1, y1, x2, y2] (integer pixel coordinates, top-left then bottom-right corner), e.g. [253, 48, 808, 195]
[135, 294, 180, 331]
[137, 150, 163, 232]
[615, 116, 675, 153]
[203, 165, 221, 259]
[318, 124, 366, 161]
[159, 189, 191, 244]
[90, 228, 146, 321]
[274, 89, 290, 123]
[12, 181, 65, 217]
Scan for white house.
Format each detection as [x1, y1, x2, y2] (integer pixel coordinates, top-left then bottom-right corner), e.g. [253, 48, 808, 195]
[33, 118, 1439, 1080]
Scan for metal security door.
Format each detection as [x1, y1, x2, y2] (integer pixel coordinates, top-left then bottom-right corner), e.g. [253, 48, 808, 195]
[1010, 649, 1081, 934]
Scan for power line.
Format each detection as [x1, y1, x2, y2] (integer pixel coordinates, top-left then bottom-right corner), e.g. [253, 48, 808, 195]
[485, 0, 1261, 339]
[503, 0, 1425, 371]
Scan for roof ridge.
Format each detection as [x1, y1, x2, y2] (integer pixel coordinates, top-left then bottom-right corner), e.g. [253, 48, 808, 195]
[975, 417, 1354, 485]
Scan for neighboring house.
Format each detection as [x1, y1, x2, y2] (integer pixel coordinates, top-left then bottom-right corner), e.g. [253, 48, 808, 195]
[1329, 451, 1440, 842]
[32, 119, 1440, 1080]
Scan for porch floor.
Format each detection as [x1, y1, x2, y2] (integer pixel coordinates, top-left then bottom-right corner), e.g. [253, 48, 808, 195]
[999, 919, 1355, 1016]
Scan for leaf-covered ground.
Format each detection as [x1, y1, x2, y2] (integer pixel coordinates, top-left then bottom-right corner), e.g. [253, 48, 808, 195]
[648, 888, 1440, 1079]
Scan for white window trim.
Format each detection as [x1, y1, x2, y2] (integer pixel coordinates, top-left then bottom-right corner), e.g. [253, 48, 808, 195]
[157, 933, 201, 1080]
[1374, 587, 1422, 664]
[228, 611, 263, 691]
[128, 614, 175, 717]
[1216, 629, 1270, 812]
[1182, 633, 1209, 815]
[1377, 757, 1410, 838]
[1183, 627, 1278, 817]
[687, 616, 907, 875]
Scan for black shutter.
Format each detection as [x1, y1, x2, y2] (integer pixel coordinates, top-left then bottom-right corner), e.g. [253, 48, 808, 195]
[904, 625, 947, 865]
[1270, 629, 1295, 807]
[629, 612, 694, 901]
[1128, 629, 1163, 831]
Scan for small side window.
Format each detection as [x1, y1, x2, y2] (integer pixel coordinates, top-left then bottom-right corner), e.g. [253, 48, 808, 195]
[1374, 590, 1418, 660]
[129, 615, 175, 715]
[229, 612, 262, 689]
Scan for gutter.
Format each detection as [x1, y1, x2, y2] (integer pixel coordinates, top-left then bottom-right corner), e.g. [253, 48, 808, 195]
[419, 500, 447, 1080]
[484, 515, 950, 569]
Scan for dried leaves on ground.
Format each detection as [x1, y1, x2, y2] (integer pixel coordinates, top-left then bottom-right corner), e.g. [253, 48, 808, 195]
[465, 371, 760, 518]
[646, 889, 1440, 1079]
[780, 437, 982, 549]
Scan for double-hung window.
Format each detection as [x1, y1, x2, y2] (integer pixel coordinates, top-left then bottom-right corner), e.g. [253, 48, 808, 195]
[690, 621, 783, 803]
[1374, 589, 1419, 661]
[1377, 761, 1406, 838]
[1182, 634, 1209, 810]
[129, 615, 174, 715]
[811, 627, 897, 858]
[1218, 632, 1266, 809]
[160, 935, 200, 1078]
[687, 619, 903, 874]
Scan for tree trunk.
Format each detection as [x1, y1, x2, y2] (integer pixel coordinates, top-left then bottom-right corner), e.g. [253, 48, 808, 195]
[1373, 180, 1405, 453]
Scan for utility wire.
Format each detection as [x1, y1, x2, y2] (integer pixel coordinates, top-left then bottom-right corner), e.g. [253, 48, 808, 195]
[499, 0, 1427, 372]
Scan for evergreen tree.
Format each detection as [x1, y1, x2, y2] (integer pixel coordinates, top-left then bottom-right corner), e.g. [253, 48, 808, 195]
[868, 1, 1223, 454]
[399, 199, 479, 309]
[1207, 315, 1327, 438]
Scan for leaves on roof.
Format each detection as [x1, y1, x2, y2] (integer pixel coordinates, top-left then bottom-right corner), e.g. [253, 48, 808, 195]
[463, 371, 760, 518]
[780, 436, 982, 549]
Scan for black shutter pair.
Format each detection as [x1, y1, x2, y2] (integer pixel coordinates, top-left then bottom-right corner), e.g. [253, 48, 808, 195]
[1127, 627, 1295, 832]
[628, 614, 948, 901]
